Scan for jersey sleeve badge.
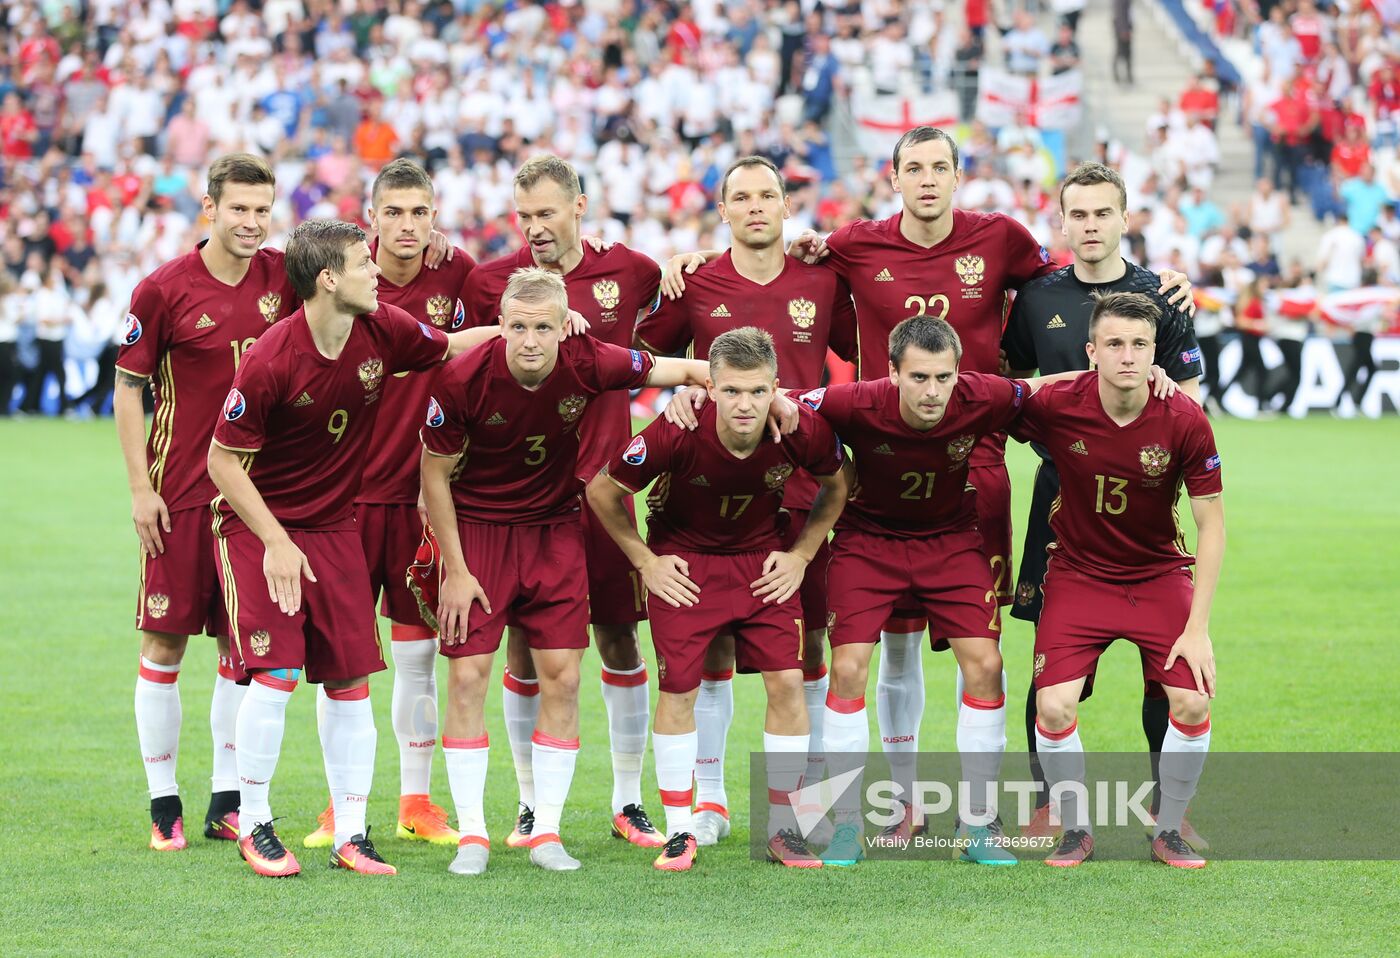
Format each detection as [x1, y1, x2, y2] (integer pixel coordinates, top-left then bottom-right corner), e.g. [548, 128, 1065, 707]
[122, 313, 142, 345]
[797, 387, 826, 410]
[222, 388, 246, 421]
[623, 435, 647, 465]
[425, 397, 445, 428]
[1204, 454, 1221, 472]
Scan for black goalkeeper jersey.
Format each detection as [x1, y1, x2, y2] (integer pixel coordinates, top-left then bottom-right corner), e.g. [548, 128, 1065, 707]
[1001, 259, 1204, 380]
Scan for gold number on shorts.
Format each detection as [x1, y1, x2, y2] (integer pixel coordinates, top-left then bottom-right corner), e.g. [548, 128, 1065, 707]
[524, 435, 547, 466]
[899, 470, 937, 500]
[229, 337, 256, 370]
[628, 570, 647, 612]
[989, 554, 1009, 601]
[1094, 475, 1129, 515]
[719, 494, 754, 519]
[327, 408, 349, 443]
[903, 294, 951, 321]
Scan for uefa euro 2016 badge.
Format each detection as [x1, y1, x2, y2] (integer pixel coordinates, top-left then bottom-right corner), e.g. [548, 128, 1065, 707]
[426, 294, 453, 327]
[623, 435, 647, 465]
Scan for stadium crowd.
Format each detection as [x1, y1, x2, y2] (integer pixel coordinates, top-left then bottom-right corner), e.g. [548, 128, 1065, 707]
[0, 0, 1395, 417]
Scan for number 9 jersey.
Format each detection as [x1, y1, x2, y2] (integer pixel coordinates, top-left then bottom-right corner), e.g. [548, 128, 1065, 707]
[116, 244, 299, 513]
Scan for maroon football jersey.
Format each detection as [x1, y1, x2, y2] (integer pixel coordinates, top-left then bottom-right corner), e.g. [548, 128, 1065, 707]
[799, 372, 1028, 538]
[636, 251, 856, 510]
[1012, 372, 1223, 581]
[606, 402, 843, 554]
[823, 209, 1054, 468]
[115, 244, 299, 512]
[212, 304, 450, 535]
[422, 335, 655, 525]
[463, 243, 661, 482]
[355, 243, 476, 506]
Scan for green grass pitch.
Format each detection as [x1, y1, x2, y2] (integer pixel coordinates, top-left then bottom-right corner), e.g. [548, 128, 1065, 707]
[1, 415, 1398, 957]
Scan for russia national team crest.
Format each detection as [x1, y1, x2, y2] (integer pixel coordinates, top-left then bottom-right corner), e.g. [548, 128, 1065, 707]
[1016, 582, 1036, 607]
[223, 388, 246, 421]
[954, 255, 985, 298]
[425, 397, 444, 428]
[592, 279, 620, 312]
[1139, 444, 1171, 477]
[258, 292, 282, 324]
[146, 593, 170, 619]
[426, 294, 453, 327]
[250, 629, 271, 657]
[1033, 652, 1046, 678]
[764, 463, 794, 489]
[122, 313, 142, 345]
[623, 435, 647, 465]
[558, 394, 587, 424]
[788, 297, 816, 329]
[358, 357, 385, 393]
[946, 434, 976, 463]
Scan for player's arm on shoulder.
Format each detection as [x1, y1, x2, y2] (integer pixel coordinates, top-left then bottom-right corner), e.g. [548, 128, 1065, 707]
[445, 324, 500, 358]
[645, 355, 709, 389]
[661, 249, 720, 300]
[1156, 268, 1196, 314]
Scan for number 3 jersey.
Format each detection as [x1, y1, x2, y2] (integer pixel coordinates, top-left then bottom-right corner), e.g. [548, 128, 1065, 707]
[604, 403, 843, 555]
[421, 335, 655, 526]
[1011, 371, 1223, 581]
[212, 304, 450, 535]
[116, 245, 299, 512]
[799, 372, 1029, 538]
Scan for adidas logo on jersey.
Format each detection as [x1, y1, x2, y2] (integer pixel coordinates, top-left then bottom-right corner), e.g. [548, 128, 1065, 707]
[710, 304, 731, 318]
[1047, 314, 1066, 329]
[195, 314, 215, 329]
[486, 412, 507, 425]
[293, 391, 314, 407]
[690, 475, 711, 486]
[872, 443, 895, 455]
[1069, 440, 1088, 455]
[874, 268, 894, 282]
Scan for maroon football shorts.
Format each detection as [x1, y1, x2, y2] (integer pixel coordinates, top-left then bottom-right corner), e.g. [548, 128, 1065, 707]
[1033, 562, 1197, 698]
[214, 528, 384, 684]
[781, 507, 833, 631]
[579, 494, 648, 626]
[648, 550, 806, 694]
[355, 501, 425, 626]
[438, 519, 591, 659]
[135, 505, 227, 638]
[879, 461, 1014, 638]
[827, 528, 1001, 649]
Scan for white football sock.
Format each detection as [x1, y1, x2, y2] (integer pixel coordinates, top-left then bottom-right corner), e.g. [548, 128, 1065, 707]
[822, 692, 869, 824]
[764, 732, 810, 838]
[1156, 714, 1212, 835]
[954, 668, 1007, 713]
[531, 732, 579, 840]
[236, 675, 294, 837]
[653, 730, 698, 838]
[876, 631, 924, 751]
[209, 658, 244, 794]
[1035, 719, 1088, 832]
[957, 692, 1007, 822]
[135, 657, 181, 799]
[601, 663, 649, 813]
[320, 687, 377, 847]
[802, 665, 828, 787]
[390, 634, 439, 797]
[444, 735, 490, 840]
[693, 671, 733, 811]
[502, 670, 539, 809]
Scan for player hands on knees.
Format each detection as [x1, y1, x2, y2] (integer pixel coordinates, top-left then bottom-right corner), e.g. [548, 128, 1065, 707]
[587, 328, 849, 871]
